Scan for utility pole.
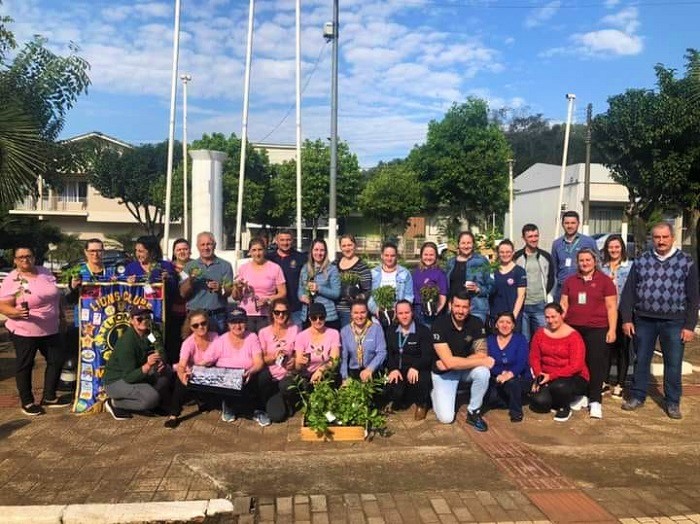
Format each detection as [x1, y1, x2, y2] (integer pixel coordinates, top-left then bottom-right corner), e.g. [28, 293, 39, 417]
[327, 0, 339, 254]
[582, 103, 592, 235]
[508, 158, 514, 239]
[181, 73, 192, 242]
[555, 94, 576, 237]
[295, 0, 303, 250]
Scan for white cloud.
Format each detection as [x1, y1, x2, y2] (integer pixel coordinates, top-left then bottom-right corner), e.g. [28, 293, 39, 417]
[601, 7, 640, 33]
[524, 1, 561, 29]
[604, 0, 621, 7]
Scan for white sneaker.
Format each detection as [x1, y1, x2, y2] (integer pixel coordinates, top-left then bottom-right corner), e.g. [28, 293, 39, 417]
[570, 395, 589, 411]
[589, 401, 603, 419]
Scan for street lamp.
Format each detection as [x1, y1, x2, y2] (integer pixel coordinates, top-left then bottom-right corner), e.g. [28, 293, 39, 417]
[326, 0, 339, 254]
[555, 93, 576, 236]
[180, 73, 192, 242]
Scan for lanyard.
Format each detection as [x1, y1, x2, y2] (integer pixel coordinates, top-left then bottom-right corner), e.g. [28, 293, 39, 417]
[352, 321, 372, 367]
[397, 330, 410, 369]
[564, 235, 581, 254]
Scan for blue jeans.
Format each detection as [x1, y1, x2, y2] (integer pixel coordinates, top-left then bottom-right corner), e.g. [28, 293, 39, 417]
[431, 367, 490, 424]
[337, 309, 351, 329]
[521, 302, 546, 341]
[209, 309, 227, 335]
[290, 310, 304, 328]
[631, 316, 685, 406]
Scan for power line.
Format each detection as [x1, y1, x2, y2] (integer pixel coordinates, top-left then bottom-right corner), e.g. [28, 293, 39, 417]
[401, 0, 700, 8]
[254, 42, 329, 143]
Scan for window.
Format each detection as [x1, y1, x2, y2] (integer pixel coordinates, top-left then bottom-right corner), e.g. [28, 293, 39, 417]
[60, 181, 88, 202]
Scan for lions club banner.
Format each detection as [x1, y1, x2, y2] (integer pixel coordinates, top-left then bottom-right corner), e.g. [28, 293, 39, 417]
[72, 282, 164, 413]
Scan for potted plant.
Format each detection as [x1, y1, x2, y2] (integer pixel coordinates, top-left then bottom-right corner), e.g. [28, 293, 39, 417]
[339, 271, 362, 301]
[372, 285, 396, 327]
[419, 284, 440, 318]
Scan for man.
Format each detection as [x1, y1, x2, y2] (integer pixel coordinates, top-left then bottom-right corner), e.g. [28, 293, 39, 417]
[620, 222, 699, 419]
[180, 232, 233, 334]
[550, 211, 597, 302]
[268, 229, 306, 327]
[431, 290, 494, 431]
[385, 300, 434, 420]
[103, 307, 172, 420]
[514, 224, 554, 340]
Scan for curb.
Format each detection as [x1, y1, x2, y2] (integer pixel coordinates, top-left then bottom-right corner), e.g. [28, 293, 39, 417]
[0, 498, 235, 523]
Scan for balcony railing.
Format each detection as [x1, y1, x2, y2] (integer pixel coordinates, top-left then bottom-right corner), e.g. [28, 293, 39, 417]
[14, 196, 88, 213]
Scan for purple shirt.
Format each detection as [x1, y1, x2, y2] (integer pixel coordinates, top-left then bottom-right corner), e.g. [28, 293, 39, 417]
[412, 267, 448, 305]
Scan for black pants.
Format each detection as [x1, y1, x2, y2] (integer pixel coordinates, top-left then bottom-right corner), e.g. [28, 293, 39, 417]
[219, 374, 263, 415]
[256, 368, 298, 422]
[607, 316, 630, 387]
[383, 369, 432, 407]
[11, 332, 65, 406]
[168, 377, 215, 417]
[165, 314, 186, 365]
[572, 325, 608, 403]
[530, 376, 588, 413]
[486, 375, 531, 417]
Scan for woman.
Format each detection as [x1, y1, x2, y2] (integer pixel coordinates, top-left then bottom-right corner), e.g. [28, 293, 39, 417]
[294, 303, 341, 385]
[340, 300, 386, 383]
[164, 310, 219, 428]
[445, 231, 493, 323]
[529, 303, 590, 422]
[335, 234, 372, 327]
[209, 308, 270, 426]
[485, 311, 531, 422]
[257, 299, 299, 423]
[168, 238, 192, 364]
[489, 240, 527, 331]
[560, 248, 617, 419]
[234, 237, 286, 334]
[601, 234, 633, 399]
[298, 239, 341, 330]
[0, 246, 68, 415]
[412, 242, 448, 328]
[368, 242, 414, 327]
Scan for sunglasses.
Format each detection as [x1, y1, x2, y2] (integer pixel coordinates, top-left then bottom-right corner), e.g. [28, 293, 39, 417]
[134, 315, 151, 322]
[272, 310, 289, 317]
[309, 315, 326, 322]
[190, 321, 208, 329]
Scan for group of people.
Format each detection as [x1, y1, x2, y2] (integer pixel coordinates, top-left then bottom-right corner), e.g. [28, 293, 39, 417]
[1, 211, 697, 432]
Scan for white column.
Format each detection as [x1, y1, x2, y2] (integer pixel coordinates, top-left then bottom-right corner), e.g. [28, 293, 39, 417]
[189, 150, 228, 248]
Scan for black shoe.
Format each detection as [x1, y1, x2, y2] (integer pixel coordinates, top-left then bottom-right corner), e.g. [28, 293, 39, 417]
[105, 399, 132, 421]
[553, 407, 572, 422]
[42, 395, 72, 408]
[21, 403, 45, 416]
[466, 410, 488, 432]
[164, 417, 180, 429]
[510, 412, 524, 423]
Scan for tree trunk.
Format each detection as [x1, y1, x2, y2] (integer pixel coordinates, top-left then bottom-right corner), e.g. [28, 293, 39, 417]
[690, 208, 700, 264]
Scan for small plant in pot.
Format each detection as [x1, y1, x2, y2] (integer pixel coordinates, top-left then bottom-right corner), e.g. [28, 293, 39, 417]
[420, 284, 440, 318]
[340, 271, 362, 301]
[372, 285, 396, 328]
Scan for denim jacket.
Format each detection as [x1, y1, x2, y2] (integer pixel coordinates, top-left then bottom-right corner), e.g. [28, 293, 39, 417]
[601, 260, 633, 302]
[445, 254, 493, 321]
[368, 265, 414, 314]
[298, 264, 341, 322]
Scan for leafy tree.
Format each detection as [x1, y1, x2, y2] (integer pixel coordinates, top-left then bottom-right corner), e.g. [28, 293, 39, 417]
[358, 162, 425, 240]
[408, 98, 512, 228]
[0, 213, 62, 263]
[89, 141, 183, 237]
[273, 139, 363, 237]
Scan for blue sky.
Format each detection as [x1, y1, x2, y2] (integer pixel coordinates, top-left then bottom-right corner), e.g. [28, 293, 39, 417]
[2, 0, 699, 167]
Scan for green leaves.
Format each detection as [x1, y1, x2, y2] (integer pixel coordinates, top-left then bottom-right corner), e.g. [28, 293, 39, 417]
[371, 285, 396, 311]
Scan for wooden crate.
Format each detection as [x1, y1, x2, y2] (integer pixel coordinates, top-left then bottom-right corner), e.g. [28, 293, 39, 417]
[300, 422, 366, 442]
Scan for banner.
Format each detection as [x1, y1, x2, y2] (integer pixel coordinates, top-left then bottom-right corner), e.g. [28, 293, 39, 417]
[72, 282, 164, 413]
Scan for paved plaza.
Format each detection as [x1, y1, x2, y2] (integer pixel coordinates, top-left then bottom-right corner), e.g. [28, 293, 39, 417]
[1, 331, 700, 523]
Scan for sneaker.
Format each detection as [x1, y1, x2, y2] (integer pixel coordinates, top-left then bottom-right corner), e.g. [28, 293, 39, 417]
[510, 412, 524, 423]
[104, 399, 132, 421]
[164, 416, 180, 429]
[21, 403, 45, 416]
[253, 410, 272, 427]
[621, 398, 644, 411]
[570, 395, 589, 411]
[666, 404, 682, 420]
[601, 383, 611, 395]
[221, 400, 236, 423]
[42, 396, 72, 408]
[589, 401, 603, 419]
[553, 407, 572, 422]
[611, 385, 623, 399]
[466, 410, 488, 432]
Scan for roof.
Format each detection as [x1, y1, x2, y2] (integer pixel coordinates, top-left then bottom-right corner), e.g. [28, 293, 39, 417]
[64, 132, 133, 150]
[515, 163, 620, 193]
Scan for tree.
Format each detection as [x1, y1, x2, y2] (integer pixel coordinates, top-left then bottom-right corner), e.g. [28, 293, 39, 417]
[0, 213, 62, 263]
[408, 98, 512, 228]
[89, 141, 183, 237]
[358, 162, 425, 240]
[273, 139, 363, 237]
[594, 49, 700, 258]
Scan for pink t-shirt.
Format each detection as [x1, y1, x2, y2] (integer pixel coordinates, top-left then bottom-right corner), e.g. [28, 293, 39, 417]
[294, 327, 340, 374]
[237, 261, 285, 317]
[179, 332, 220, 367]
[211, 331, 262, 370]
[0, 267, 61, 337]
[259, 324, 299, 381]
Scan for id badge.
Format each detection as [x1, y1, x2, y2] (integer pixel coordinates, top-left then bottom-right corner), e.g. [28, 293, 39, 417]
[565, 258, 572, 267]
[144, 284, 154, 295]
[578, 292, 587, 305]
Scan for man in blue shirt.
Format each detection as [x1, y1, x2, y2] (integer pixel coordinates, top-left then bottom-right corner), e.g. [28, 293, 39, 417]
[268, 229, 307, 327]
[550, 211, 597, 302]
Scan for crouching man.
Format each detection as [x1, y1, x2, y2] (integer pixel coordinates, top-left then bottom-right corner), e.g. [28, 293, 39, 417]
[103, 307, 172, 420]
[431, 290, 494, 431]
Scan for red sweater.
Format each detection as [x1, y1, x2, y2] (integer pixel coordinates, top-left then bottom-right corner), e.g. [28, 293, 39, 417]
[529, 328, 590, 382]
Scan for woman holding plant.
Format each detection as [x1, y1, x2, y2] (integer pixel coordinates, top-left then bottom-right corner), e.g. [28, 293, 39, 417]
[445, 231, 493, 323]
[294, 303, 341, 386]
[298, 239, 341, 331]
[368, 242, 414, 329]
[233, 237, 287, 334]
[167, 238, 193, 364]
[335, 234, 372, 327]
[0, 246, 68, 415]
[489, 239, 527, 331]
[340, 299, 386, 384]
[412, 242, 448, 328]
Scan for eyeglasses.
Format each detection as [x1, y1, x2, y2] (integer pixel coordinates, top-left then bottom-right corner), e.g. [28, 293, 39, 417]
[14, 255, 33, 260]
[309, 315, 325, 322]
[272, 310, 289, 317]
[134, 316, 151, 322]
[190, 321, 208, 329]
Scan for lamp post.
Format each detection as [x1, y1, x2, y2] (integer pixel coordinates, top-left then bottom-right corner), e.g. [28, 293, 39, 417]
[295, 0, 303, 250]
[508, 158, 514, 239]
[181, 73, 192, 242]
[327, 0, 339, 254]
[555, 93, 576, 237]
